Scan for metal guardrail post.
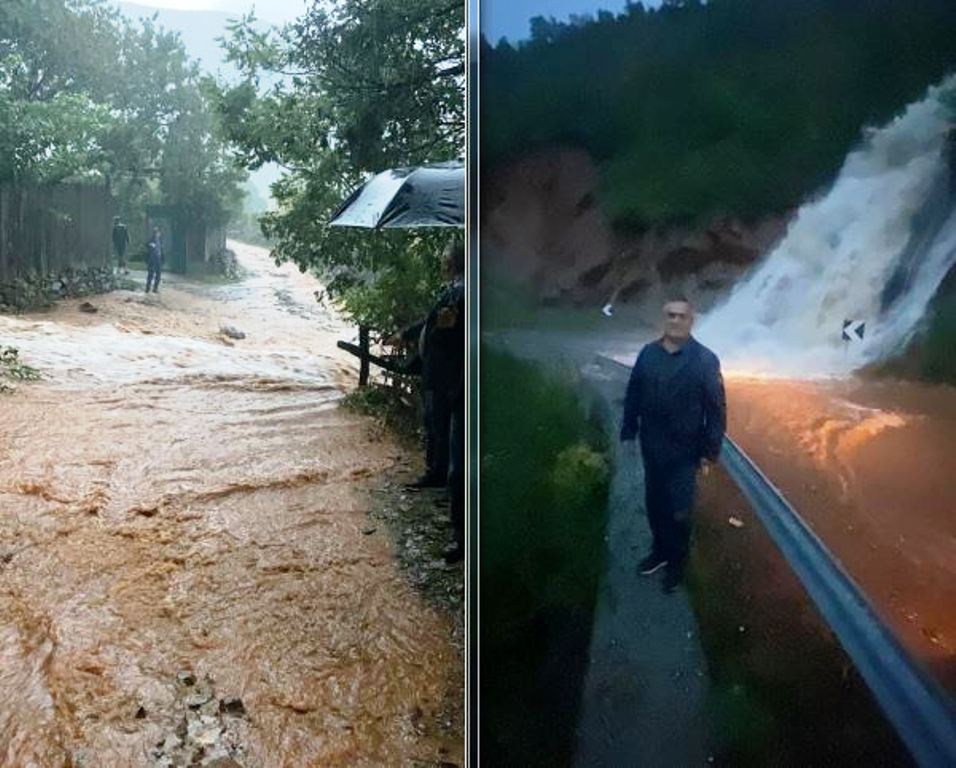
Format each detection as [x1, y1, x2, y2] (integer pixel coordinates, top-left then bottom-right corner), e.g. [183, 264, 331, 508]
[596, 354, 956, 767]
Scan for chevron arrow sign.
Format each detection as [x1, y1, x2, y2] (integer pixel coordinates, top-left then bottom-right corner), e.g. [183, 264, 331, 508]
[842, 319, 866, 342]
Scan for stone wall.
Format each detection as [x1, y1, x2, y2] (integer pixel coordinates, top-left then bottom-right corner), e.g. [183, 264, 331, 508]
[0, 266, 116, 313]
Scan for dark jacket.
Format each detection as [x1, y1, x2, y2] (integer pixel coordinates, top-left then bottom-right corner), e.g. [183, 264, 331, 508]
[112, 223, 129, 251]
[147, 238, 163, 268]
[402, 276, 464, 399]
[620, 336, 726, 468]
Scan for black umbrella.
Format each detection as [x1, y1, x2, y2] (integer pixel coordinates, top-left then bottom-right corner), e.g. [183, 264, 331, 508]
[329, 161, 464, 229]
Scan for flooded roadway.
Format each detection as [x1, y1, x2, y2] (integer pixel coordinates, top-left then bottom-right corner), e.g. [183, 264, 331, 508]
[0, 242, 462, 766]
[724, 375, 956, 692]
[489, 324, 956, 694]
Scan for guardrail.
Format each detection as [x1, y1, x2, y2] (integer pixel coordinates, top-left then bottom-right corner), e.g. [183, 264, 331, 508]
[598, 354, 956, 767]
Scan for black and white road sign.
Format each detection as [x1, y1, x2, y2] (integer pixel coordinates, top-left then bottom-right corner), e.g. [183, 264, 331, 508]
[842, 319, 866, 342]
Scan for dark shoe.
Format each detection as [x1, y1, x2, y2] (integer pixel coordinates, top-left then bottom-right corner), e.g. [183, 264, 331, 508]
[662, 566, 683, 594]
[443, 543, 464, 564]
[404, 474, 445, 490]
[638, 553, 668, 576]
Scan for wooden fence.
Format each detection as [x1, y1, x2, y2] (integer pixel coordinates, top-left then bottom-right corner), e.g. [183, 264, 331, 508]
[0, 183, 115, 281]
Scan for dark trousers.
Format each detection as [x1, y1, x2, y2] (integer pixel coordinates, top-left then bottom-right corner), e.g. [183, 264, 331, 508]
[448, 396, 465, 549]
[146, 262, 162, 292]
[423, 388, 451, 481]
[644, 460, 698, 571]
[114, 245, 127, 269]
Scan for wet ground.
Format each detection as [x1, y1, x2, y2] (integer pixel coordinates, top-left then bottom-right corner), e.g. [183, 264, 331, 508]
[723, 375, 956, 692]
[0, 242, 463, 766]
[492, 322, 955, 714]
[526, 321, 956, 694]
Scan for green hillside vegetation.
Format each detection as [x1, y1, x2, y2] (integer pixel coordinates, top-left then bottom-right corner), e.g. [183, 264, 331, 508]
[481, 346, 611, 764]
[482, 0, 956, 229]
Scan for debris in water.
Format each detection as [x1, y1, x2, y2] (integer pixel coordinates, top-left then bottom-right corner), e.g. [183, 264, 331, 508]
[728, 515, 745, 528]
[220, 698, 246, 717]
[602, 303, 614, 317]
[79, 301, 99, 313]
[219, 324, 246, 340]
[178, 671, 197, 687]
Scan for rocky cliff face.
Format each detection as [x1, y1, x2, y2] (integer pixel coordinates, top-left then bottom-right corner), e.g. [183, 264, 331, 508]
[482, 148, 792, 315]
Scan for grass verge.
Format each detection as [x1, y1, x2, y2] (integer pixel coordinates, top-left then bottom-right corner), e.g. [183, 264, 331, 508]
[480, 345, 611, 766]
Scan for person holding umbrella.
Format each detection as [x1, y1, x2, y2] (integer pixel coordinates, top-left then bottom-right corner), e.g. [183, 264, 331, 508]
[332, 162, 466, 562]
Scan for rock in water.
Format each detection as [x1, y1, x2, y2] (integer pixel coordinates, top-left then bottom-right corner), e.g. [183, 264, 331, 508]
[79, 301, 98, 313]
[219, 697, 246, 717]
[220, 324, 246, 340]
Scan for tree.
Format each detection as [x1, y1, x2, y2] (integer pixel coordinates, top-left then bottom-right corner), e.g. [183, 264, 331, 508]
[484, 0, 956, 229]
[0, 0, 245, 234]
[218, 0, 464, 329]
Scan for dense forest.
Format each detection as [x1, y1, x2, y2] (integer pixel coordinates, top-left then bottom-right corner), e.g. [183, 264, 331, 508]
[482, 0, 956, 229]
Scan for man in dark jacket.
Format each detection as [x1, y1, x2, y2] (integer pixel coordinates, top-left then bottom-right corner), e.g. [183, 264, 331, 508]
[390, 239, 465, 561]
[146, 227, 163, 293]
[620, 296, 726, 592]
[397, 241, 465, 489]
[111, 217, 130, 274]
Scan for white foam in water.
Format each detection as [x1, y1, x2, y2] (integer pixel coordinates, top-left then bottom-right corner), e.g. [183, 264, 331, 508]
[0, 316, 335, 390]
[696, 77, 956, 378]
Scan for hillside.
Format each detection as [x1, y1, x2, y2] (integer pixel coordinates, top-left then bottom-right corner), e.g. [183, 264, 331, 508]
[482, 0, 956, 230]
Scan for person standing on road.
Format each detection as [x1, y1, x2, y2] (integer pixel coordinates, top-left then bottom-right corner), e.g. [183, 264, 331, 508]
[112, 216, 130, 274]
[620, 296, 726, 592]
[146, 227, 163, 294]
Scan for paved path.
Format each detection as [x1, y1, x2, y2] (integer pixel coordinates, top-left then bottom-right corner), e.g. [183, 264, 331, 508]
[574, 356, 715, 767]
[486, 330, 717, 766]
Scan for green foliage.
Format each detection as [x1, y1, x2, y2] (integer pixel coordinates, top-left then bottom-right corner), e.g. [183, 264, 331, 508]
[341, 382, 421, 440]
[0, 345, 41, 392]
[483, 0, 956, 228]
[218, 0, 464, 330]
[0, 0, 245, 228]
[481, 346, 609, 619]
[481, 345, 610, 764]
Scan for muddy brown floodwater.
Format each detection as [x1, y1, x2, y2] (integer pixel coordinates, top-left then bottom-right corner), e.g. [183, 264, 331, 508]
[725, 375, 956, 693]
[0, 242, 463, 767]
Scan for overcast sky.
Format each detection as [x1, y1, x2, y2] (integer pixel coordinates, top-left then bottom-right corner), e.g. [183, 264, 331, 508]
[482, 0, 658, 44]
[128, 0, 309, 25]
[138, 1, 660, 42]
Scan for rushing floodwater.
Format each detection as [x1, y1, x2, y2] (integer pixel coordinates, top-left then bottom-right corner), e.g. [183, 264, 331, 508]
[0, 242, 462, 766]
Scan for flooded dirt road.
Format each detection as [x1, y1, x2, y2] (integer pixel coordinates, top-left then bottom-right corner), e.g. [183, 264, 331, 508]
[0, 242, 462, 766]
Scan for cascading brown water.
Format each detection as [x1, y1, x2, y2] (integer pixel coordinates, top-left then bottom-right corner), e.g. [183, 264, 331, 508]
[0, 242, 462, 766]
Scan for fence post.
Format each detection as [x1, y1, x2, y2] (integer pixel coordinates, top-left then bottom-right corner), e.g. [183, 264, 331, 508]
[358, 326, 370, 386]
